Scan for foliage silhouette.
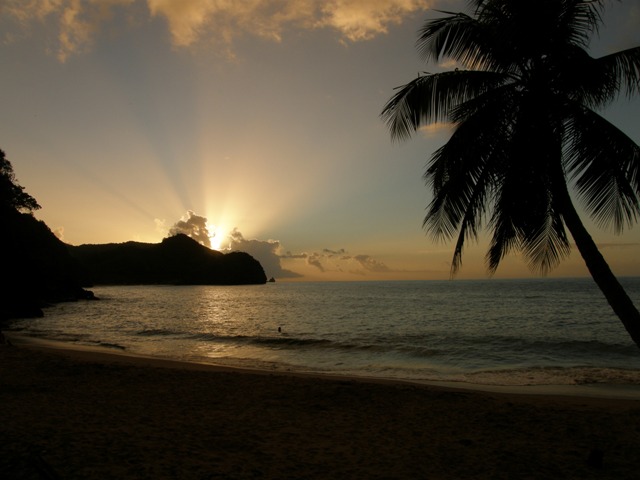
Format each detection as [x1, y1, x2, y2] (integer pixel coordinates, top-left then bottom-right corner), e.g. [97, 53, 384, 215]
[0, 150, 92, 321]
[0, 149, 40, 213]
[381, 0, 640, 346]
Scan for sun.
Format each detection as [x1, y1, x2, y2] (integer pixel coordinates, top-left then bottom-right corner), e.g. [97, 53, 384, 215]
[208, 223, 230, 251]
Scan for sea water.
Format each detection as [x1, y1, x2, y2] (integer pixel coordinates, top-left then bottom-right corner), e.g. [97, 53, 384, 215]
[8, 277, 640, 389]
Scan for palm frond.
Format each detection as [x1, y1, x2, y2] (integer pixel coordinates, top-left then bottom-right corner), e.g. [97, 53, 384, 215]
[521, 207, 571, 275]
[423, 85, 514, 238]
[448, 167, 492, 276]
[486, 194, 519, 274]
[423, 92, 516, 276]
[559, 0, 604, 48]
[380, 70, 507, 141]
[416, 12, 491, 70]
[486, 173, 571, 275]
[594, 47, 640, 99]
[565, 106, 640, 232]
[424, 141, 489, 243]
[567, 47, 640, 110]
[485, 104, 570, 275]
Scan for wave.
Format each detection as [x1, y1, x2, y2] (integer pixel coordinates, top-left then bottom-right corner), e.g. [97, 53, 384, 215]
[96, 342, 126, 350]
[459, 365, 640, 386]
[135, 328, 637, 364]
[187, 332, 338, 348]
[427, 334, 639, 357]
[136, 328, 187, 337]
[252, 336, 333, 348]
[182, 332, 450, 361]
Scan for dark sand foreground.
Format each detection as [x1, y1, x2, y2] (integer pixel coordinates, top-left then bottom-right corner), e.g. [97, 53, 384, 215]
[1, 338, 640, 479]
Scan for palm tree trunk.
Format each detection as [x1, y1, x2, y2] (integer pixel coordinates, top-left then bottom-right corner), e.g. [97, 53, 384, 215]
[558, 189, 640, 348]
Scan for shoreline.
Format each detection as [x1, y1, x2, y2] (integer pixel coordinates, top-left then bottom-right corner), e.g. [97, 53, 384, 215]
[7, 333, 640, 400]
[2, 333, 640, 479]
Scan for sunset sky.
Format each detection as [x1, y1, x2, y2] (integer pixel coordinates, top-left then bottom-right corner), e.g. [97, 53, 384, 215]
[2, 0, 639, 281]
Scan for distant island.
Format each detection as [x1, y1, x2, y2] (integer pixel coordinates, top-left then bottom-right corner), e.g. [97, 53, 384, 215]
[69, 234, 267, 286]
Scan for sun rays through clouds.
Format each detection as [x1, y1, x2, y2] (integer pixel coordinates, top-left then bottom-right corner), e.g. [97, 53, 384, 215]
[6, 1, 637, 281]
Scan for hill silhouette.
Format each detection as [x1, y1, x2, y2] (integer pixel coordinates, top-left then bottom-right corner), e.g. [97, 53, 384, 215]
[1, 209, 95, 321]
[69, 234, 267, 286]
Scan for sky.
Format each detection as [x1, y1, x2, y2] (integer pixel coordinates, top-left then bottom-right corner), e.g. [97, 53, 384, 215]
[1, 0, 639, 282]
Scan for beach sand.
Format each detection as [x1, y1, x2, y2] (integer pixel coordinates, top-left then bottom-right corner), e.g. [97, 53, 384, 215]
[1, 337, 639, 479]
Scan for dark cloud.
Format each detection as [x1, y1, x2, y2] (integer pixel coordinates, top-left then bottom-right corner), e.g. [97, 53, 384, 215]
[227, 228, 302, 279]
[300, 248, 390, 274]
[307, 253, 325, 272]
[353, 254, 390, 272]
[280, 251, 308, 259]
[168, 210, 212, 248]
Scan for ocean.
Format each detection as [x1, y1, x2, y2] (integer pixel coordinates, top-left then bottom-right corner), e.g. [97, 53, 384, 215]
[8, 277, 640, 394]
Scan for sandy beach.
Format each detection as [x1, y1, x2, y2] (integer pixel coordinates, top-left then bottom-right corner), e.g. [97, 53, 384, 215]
[2, 337, 639, 479]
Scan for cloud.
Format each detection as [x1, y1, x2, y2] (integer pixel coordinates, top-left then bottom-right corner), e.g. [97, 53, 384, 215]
[168, 210, 212, 247]
[4, 0, 431, 60]
[227, 228, 302, 279]
[353, 254, 390, 272]
[323, 248, 346, 256]
[146, 0, 219, 47]
[219, 229, 391, 278]
[280, 251, 308, 259]
[320, 0, 430, 42]
[52, 226, 64, 241]
[3, 0, 135, 62]
[419, 122, 454, 137]
[307, 252, 325, 271]
[148, 0, 431, 47]
[7, 0, 637, 63]
[293, 247, 390, 275]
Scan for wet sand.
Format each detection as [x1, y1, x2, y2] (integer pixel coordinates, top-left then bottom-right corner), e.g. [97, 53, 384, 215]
[1, 336, 639, 479]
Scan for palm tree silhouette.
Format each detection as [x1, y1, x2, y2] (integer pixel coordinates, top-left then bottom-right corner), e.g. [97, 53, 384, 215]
[381, 0, 640, 346]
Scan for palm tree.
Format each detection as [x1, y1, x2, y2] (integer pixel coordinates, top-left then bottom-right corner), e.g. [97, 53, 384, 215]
[381, 0, 640, 346]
